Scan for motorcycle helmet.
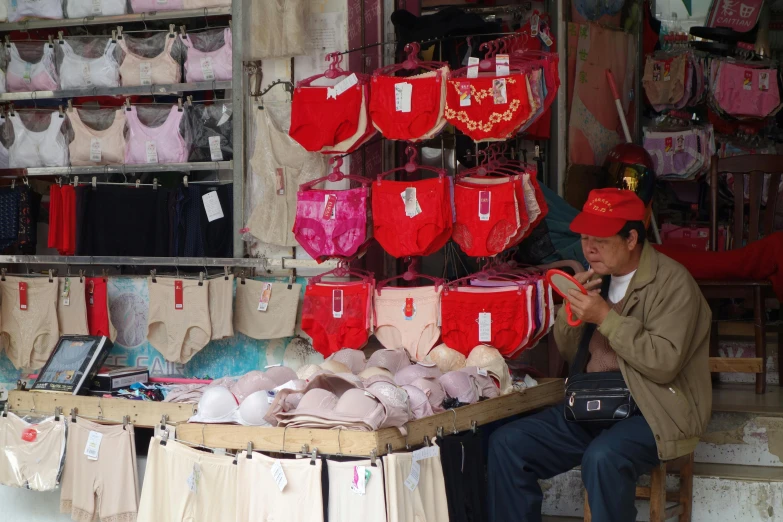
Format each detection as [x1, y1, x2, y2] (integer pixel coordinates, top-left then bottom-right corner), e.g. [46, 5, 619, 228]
[603, 143, 656, 206]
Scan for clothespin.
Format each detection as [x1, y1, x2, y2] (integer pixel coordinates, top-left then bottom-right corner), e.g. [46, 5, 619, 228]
[124, 99, 131, 112]
[160, 414, 168, 430]
[224, 266, 230, 280]
[91, 176, 97, 189]
[135, 179, 141, 189]
[73, 176, 79, 187]
[1, 268, 6, 281]
[123, 415, 130, 429]
[186, 95, 193, 107]
[289, 269, 296, 289]
[10, 179, 15, 189]
[79, 269, 84, 283]
[58, 105, 64, 118]
[198, 272, 204, 286]
[370, 449, 377, 467]
[471, 420, 478, 434]
[116, 26, 123, 40]
[240, 270, 246, 285]
[47, 35, 54, 48]
[183, 175, 188, 188]
[150, 269, 157, 283]
[436, 426, 444, 438]
[8, 104, 14, 117]
[67, 100, 73, 113]
[70, 408, 77, 423]
[153, 179, 158, 191]
[169, 24, 176, 38]
[48, 269, 54, 283]
[310, 449, 318, 466]
[246, 441, 253, 459]
[4, 35, 10, 47]
[54, 407, 62, 421]
[111, 30, 117, 42]
[2, 403, 7, 417]
[180, 25, 187, 38]
[160, 430, 169, 446]
[386, 443, 393, 455]
[177, 98, 184, 112]
[57, 31, 64, 44]
[424, 436, 431, 447]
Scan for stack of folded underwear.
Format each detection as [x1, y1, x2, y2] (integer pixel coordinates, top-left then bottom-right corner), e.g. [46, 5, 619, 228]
[708, 58, 782, 121]
[642, 122, 716, 180]
[643, 50, 707, 112]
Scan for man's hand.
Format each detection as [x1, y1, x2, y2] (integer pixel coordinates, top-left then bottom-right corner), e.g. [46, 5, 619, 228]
[573, 269, 603, 293]
[568, 288, 611, 325]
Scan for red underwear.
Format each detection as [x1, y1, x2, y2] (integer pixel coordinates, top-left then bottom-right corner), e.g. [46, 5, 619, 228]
[369, 69, 445, 141]
[440, 286, 530, 357]
[85, 277, 111, 337]
[452, 181, 520, 257]
[444, 74, 532, 142]
[460, 176, 530, 248]
[289, 84, 363, 152]
[372, 177, 453, 258]
[301, 282, 370, 357]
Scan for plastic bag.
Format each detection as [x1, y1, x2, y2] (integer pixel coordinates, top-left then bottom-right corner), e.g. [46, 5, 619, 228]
[57, 38, 121, 89]
[125, 104, 191, 165]
[187, 102, 232, 162]
[65, 0, 127, 18]
[0, 412, 67, 492]
[117, 32, 184, 87]
[6, 42, 59, 93]
[7, 0, 64, 22]
[7, 110, 70, 168]
[68, 108, 127, 166]
[180, 28, 232, 82]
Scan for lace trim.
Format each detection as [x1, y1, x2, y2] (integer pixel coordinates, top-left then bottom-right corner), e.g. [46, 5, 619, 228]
[445, 99, 522, 133]
[103, 511, 138, 522]
[69, 505, 95, 522]
[60, 500, 72, 514]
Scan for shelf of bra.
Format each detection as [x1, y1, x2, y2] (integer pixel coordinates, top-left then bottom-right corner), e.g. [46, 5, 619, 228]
[0, 6, 232, 32]
[0, 255, 337, 270]
[0, 161, 232, 176]
[0, 81, 233, 102]
[176, 379, 564, 457]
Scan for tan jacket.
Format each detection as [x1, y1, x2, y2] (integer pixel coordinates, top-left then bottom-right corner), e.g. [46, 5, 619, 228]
[555, 241, 712, 461]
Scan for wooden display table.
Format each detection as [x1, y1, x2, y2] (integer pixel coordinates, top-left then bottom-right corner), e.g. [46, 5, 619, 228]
[176, 378, 565, 457]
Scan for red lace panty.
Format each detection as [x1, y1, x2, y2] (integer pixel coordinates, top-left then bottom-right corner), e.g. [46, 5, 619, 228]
[301, 282, 370, 357]
[369, 69, 445, 141]
[440, 286, 530, 357]
[452, 181, 519, 257]
[459, 176, 530, 248]
[289, 84, 363, 151]
[372, 177, 452, 258]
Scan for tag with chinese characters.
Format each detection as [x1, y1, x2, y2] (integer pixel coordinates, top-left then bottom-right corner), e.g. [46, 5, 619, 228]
[413, 445, 439, 461]
[332, 289, 343, 319]
[664, 137, 673, 156]
[145, 140, 158, 164]
[759, 71, 769, 91]
[82, 63, 92, 86]
[395, 82, 412, 113]
[202, 191, 224, 222]
[663, 62, 671, 82]
[139, 62, 152, 86]
[675, 135, 685, 153]
[351, 465, 370, 495]
[404, 460, 421, 491]
[492, 78, 507, 105]
[187, 463, 201, 493]
[19, 282, 27, 310]
[23, 62, 32, 83]
[92, 0, 102, 13]
[200, 57, 216, 81]
[208, 136, 223, 161]
[540, 27, 554, 47]
[403, 187, 419, 217]
[478, 312, 492, 342]
[323, 194, 337, 220]
[62, 277, 71, 307]
[84, 431, 103, 460]
[257, 282, 273, 312]
[328, 73, 358, 99]
[467, 57, 479, 79]
[478, 190, 491, 221]
[744, 70, 752, 90]
[174, 280, 183, 310]
[495, 54, 510, 76]
[531, 12, 540, 36]
[404, 297, 415, 321]
[459, 81, 472, 107]
[90, 138, 102, 162]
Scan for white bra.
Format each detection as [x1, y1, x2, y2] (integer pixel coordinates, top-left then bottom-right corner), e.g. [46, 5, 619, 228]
[65, 0, 127, 18]
[7, 0, 64, 22]
[9, 112, 70, 169]
[0, 116, 9, 169]
[59, 40, 120, 89]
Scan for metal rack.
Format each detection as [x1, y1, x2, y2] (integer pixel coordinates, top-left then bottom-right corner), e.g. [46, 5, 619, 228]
[0, 256, 334, 270]
[0, 81, 233, 102]
[0, 6, 231, 31]
[0, 161, 232, 176]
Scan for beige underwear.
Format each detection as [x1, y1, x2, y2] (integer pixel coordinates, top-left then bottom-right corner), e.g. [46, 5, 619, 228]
[56, 277, 89, 336]
[384, 452, 450, 522]
[208, 275, 234, 340]
[147, 277, 211, 364]
[0, 412, 66, 491]
[60, 418, 139, 522]
[326, 459, 387, 522]
[0, 276, 60, 370]
[234, 279, 301, 340]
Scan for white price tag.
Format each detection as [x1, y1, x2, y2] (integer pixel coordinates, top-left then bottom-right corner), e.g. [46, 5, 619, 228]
[139, 62, 152, 85]
[82, 63, 92, 86]
[145, 140, 158, 164]
[84, 431, 103, 460]
[90, 138, 102, 162]
[208, 136, 223, 161]
[332, 289, 343, 319]
[267, 395, 275, 404]
[478, 312, 492, 342]
[467, 57, 479, 79]
[759, 71, 770, 91]
[404, 460, 421, 491]
[327, 73, 358, 99]
[186, 463, 201, 493]
[540, 28, 554, 47]
[23, 62, 32, 83]
[495, 54, 510, 76]
[92, 0, 102, 13]
[200, 57, 215, 81]
[270, 460, 288, 492]
[403, 187, 419, 217]
[257, 282, 273, 312]
[477, 367, 488, 377]
[412, 445, 439, 461]
[202, 191, 224, 222]
[395, 82, 412, 113]
[478, 190, 491, 221]
[531, 13, 540, 37]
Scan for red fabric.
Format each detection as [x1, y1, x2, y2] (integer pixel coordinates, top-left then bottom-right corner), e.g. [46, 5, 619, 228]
[452, 181, 519, 257]
[369, 72, 443, 141]
[440, 287, 531, 356]
[527, 173, 549, 232]
[301, 282, 370, 357]
[320, 85, 377, 154]
[59, 185, 76, 256]
[86, 277, 111, 337]
[289, 84, 363, 151]
[372, 177, 452, 258]
[570, 188, 646, 237]
[445, 74, 532, 141]
[460, 176, 530, 248]
[47, 185, 61, 251]
[654, 232, 783, 301]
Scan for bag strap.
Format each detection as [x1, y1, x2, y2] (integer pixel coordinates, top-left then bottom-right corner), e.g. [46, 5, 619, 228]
[568, 276, 611, 379]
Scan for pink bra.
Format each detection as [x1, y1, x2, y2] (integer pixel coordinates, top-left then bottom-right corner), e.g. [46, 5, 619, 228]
[6, 43, 58, 93]
[180, 28, 233, 82]
[124, 106, 187, 165]
[118, 34, 181, 87]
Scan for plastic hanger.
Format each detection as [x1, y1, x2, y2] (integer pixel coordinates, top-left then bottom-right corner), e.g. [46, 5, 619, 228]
[296, 53, 360, 88]
[299, 156, 371, 191]
[376, 259, 444, 294]
[374, 42, 447, 76]
[308, 261, 375, 286]
[375, 146, 446, 185]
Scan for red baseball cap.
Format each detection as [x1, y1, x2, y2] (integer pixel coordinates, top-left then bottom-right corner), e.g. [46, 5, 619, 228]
[569, 188, 646, 238]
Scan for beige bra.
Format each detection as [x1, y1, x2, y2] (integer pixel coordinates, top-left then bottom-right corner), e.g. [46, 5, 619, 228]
[68, 109, 127, 166]
[118, 34, 181, 86]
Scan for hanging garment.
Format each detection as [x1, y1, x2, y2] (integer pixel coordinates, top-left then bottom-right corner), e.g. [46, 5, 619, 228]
[124, 106, 188, 164]
[6, 43, 59, 93]
[7, 0, 64, 22]
[68, 109, 127, 166]
[246, 102, 328, 247]
[183, 0, 231, 7]
[180, 28, 233, 82]
[187, 103, 233, 162]
[118, 34, 181, 86]
[66, 0, 127, 17]
[0, 1, 7, 21]
[58, 39, 120, 89]
[0, 276, 59, 370]
[8, 112, 69, 168]
[0, 413, 67, 492]
[16, 184, 41, 255]
[0, 188, 20, 252]
[247, 0, 307, 59]
[0, 115, 9, 169]
[129, 0, 184, 12]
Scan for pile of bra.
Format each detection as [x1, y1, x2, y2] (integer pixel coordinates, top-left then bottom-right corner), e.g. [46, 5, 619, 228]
[642, 122, 716, 180]
[6, 0, 229, 21]
[643, 50, 708, 112]
[2, 30, 231, 94]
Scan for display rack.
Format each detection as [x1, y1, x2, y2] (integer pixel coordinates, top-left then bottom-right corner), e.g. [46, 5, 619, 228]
[0, 81, 233, 102]
[8, 389, 196, 428]
[0, 255, 336, 270]
[0, 162, 233, 176]
[175, 379, 565, 456]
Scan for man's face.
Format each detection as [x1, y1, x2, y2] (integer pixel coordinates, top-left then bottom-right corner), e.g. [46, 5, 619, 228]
[580, 233, 637, 275]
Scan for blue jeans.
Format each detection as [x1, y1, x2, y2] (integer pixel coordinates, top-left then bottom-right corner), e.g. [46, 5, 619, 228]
[487, 405, 659, 522]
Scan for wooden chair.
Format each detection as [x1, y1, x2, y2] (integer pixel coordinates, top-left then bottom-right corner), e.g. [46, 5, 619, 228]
[702, 154, 782, 394]
[584, 453, 694, 522]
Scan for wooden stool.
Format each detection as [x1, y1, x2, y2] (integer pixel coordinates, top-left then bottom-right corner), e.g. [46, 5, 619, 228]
[584, 453, 694, 522]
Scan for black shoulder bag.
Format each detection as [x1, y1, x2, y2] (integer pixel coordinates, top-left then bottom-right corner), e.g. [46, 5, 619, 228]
[563, 277, 638, 423]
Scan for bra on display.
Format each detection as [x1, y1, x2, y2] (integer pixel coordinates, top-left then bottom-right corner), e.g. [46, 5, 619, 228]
[118, 34, 181, 87]
[0, 116, 9, 169]
[124, 106, 188, 165]
[58, 40, 121, 89]
[6, 43, 59, 93]
[183, 0, 232, 8]
[187, 103, 233, 162]
[180, 28, 233, 82]
[7, 0, 64, 22]
[8, 112, 69, 169]
[68, 109, 127, 166]
[65, 0, 127, 18]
